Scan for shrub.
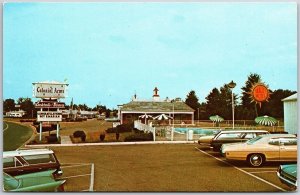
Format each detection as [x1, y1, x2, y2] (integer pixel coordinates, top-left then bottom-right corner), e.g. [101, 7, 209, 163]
[73, 130, 86, 142]
[100, 133, 106, 141]
[132, 128, 142, 134]
[33, 121, 39, 126]
[117, 123, 134, 132]
[47, 134, 58, 143]
[105, 123, 134, 133]
[124, 132, 153, 142]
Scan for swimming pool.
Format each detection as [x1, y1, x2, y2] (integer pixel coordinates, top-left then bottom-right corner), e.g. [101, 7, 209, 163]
[174, 128, 219, 135]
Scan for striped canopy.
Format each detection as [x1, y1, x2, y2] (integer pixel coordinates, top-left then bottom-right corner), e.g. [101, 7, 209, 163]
[138, 114, 153, 119]
[209, 115, 224, 122]
[255, 115, 277, 126]
[153, 114, 173, 120]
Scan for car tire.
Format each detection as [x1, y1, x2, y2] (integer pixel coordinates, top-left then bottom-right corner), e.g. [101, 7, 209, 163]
[247, 153, 264, 167]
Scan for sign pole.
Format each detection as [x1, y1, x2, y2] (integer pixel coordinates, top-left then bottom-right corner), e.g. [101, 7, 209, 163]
[39, 122, 42, 141]
[57, 122, 59, 139]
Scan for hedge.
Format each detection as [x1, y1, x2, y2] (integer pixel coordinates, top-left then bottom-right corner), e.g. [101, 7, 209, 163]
[124, 132, 153, 142]
[106, 123, 134, 133]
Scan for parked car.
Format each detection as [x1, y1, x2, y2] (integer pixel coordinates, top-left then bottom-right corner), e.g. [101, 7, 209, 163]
[221, 134, 297, 167]
[277, 164, 297, 190]
[198, 130, 269, 151]
[3, 148, 62, 176]
[3, 170, 66, 192]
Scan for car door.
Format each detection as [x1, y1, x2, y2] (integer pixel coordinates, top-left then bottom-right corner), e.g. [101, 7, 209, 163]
[279, 138, 297, 161]
[265, 138, 281, 161]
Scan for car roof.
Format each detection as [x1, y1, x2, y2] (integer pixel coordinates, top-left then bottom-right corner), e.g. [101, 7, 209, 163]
[3, 149, 54, 158]
[260, 134, 296, 139]
[218, 130, 268, 133]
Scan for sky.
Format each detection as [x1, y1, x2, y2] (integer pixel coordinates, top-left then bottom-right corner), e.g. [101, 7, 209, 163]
[3, 2, 297, 109]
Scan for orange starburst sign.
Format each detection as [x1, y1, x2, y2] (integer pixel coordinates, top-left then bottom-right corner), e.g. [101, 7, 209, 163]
[249, 83, 271, 107]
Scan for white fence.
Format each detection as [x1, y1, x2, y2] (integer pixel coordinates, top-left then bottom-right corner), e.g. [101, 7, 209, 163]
[134, 120, 156, 141]
[59, 163, 94, 192]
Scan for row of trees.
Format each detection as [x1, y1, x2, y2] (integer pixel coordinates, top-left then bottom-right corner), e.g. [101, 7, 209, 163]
[3, 73, 296, 120]
[185, 73, 296, 120]
[3, 98, 116, 118]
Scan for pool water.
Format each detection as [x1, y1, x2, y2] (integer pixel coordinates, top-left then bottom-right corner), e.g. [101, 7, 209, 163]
[174, 128, 218, 135]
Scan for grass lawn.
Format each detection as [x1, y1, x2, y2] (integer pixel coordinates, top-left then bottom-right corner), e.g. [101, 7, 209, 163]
[3, 121, 34, 151]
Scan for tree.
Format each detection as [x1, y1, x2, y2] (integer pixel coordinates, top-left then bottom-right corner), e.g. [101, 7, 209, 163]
[78, 104, 90, 111]
[240, 73, 262, 119]
[241, 73, 261, 108]
[261, 90, 296, 119]
[3, 99, 16, 113]
[219, 84, 237, 119]
[17, 97, 35, 118]
[205, 84, 238, 119]
[185, 90, 200, 119]
[205, 88, 221, 117]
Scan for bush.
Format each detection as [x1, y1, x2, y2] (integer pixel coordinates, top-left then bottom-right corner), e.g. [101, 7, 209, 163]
[73, 130, 86, 142]
[124, 132, 153, 142]
[47, 134, 58, 143]
[100, 133, 106, 141]
[132, 128, 142, 134]
[105, 123, 134, 133]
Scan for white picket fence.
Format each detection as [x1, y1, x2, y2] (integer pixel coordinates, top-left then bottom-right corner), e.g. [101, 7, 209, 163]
[134, 120, 156, 141]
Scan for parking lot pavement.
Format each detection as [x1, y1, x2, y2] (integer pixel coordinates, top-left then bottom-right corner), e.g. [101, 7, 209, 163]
[195, 145, 294, 192]
[53, 144, 294, 192]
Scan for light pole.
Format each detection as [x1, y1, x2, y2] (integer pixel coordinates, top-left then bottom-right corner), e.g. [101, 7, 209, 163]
[227, 80, 236, 129]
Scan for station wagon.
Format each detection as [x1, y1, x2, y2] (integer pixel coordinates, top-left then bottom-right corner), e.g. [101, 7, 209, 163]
[3, 148, 62, 176]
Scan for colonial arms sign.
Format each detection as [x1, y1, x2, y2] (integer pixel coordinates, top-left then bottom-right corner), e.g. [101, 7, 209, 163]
[33, 82, 68, 98]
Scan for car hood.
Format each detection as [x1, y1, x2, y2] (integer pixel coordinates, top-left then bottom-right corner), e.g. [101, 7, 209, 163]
[198, 135, 214, 143]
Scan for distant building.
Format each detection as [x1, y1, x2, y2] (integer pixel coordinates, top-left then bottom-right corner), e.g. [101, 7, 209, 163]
[61, 110, 98, 119]
[118, 87, 194, 124]
[61, 109, 78, 119]
[282, 93, 297, 134]
[79, 110, 98, 119]
[6, 110, 26, 118]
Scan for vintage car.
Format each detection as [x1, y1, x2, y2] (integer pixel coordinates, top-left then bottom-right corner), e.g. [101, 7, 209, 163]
[3, 170, 66, 192]
[3, 148, 62, 176]
[198, 130, 269, 151]
[277, 164, 297, 190]
[221, 134, 297, 167]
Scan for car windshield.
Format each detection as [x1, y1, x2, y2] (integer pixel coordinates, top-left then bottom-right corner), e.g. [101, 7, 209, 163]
[246, 136, 263, 144]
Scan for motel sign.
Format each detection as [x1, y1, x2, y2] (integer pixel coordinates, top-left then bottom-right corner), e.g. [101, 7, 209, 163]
[33, 81, 68, 141]
[33, 82, 68, 98]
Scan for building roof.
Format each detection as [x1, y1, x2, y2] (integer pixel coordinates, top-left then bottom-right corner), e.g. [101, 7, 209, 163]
[282, 93, 297, 102]
[120, 101, 194, 112]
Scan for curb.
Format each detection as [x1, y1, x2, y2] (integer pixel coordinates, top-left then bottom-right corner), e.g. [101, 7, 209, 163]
[25, 140, 197, 147]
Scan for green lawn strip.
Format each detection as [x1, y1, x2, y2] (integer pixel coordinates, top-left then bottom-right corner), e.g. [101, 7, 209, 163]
[3, 121, 34, 151]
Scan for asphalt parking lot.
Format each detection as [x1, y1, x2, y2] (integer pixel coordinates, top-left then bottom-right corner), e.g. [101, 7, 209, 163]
[50, 144, 295, 192]
[195, 145, 294, 192]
